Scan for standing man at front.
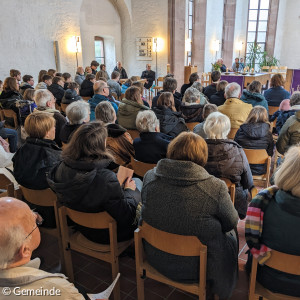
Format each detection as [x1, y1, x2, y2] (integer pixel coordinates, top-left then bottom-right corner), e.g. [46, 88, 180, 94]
[114, 61, 128, 79]
[141, 64, 155, 89]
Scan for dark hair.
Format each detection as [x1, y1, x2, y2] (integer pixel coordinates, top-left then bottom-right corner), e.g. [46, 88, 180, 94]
[42, 74, 52, 82]
[211, 71, 221, 82]
[38, 70, 47, 83]
[111, 71, 120, 80]
[10, 69, 21, 77]
[216, 80, 228, 92]
[163, 77, 177, 92]
[52, 76, 63, 85]
[22, 75, 33, 83]
[91, 60, 99, 67]
[62, 121, 114, 162]
[248, 81, 262, 93]
[202, 103, 218, 119]
[164, 73, 174, 79]
[67, 82, 79, 90]
[47, 69, 56, 77]
[157, 92, 175, 110]
[189, 72, 199, 84]
[56, 72, 62, 77]
[96, 70, 106, 80]
[23, 89, 35, 101]
[125, 86, 142, 103]
[3, 77, 18, 92]
[100, 64, 106, 70]
[132, 81, 143, 94]
[86, 74, 95, 81]
[97, 77, 107, 82]
[270, 74, 285, 88]
[62, 72, 71, 81]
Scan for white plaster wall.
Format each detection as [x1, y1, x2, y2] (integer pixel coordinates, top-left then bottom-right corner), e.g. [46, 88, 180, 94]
[0, 0, 82, 81]
[204, 0, 224, 72]
[80, 0, 121, 75]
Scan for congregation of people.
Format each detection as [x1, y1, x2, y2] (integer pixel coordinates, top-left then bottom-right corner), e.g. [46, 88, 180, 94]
[1, 60, 300, 300]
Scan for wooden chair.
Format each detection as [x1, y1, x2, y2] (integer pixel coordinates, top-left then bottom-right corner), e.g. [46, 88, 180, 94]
[186, 122, 200, 131]
[249, 250, 300, 300]
[127, 129, 140, 140]
[81, 96, 90, 101]
[278, 66, 288, 79]
[130, 157, 156, 177]
[135, 221, 208, 300]
[273, 148, 284, 173]
[58, 207, 133, 300]
[270, 66, 279, 73]
[0, 174, 15, 197]
[1, 109, 19, 129]
[243, 149, 271, 188]
[60, 103, 69, 113]
[268, 106, 278, 116]
[261, 66, 270, 73]
[220, 178, 235, 204]
[111, 92, 118, 100]
[228, 128, 239, 140]
[201, 72, 211, 87]
[152, 77, 164, 96]
[120, 79, 127, 85]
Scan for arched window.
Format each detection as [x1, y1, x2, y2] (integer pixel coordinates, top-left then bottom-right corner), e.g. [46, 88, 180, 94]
[186, 0, 194, 66]
[94, 36, 105, 67]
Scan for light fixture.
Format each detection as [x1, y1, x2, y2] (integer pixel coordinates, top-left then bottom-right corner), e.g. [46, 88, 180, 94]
[68, 36, 81, 67]
[185, 38, 192, 52]
[236, 41, 244, 58]
[153, 37, 164, 78]
[212, 40, 220, 61]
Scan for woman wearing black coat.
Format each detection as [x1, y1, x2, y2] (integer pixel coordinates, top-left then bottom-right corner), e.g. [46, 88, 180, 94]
[153, 92, 188, 138]
[48, 121, 141, 244]
[234, 106, 274, 175]
[79, 74, 96, 98]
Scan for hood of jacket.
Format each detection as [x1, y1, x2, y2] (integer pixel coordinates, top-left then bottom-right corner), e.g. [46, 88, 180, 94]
[35, 82, 47, 90]
[0, 90, 21, 100]
[35, 106, 60, 114]
[180, 103, 203, 121]
[238, 123, 271, 139]
[276, 189, 300, 217]
[242, 90, 265, 102]
[81, 79, 93, 89]
[206, 139, 242, 162]
[47, 158, 112, 207]
[20, 82, 33, 90]
[88, 94, 109, 109]
[118, 99, 149, 116]
[107, 123, 127, 138]
[63, 89, 81, 101]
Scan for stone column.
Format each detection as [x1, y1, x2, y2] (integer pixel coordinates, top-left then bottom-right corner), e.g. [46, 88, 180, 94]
[265, 0, 279, 56]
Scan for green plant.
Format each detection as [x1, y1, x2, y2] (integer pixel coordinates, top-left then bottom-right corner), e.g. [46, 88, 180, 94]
[211, 61, 221, 72]
[246, 42, 261, 70]
[259, 51, 280, 68]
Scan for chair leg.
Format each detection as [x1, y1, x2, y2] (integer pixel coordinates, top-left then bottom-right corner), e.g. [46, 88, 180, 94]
[136, 272, 145, 300]
[57, 234, 66, 274]
[111, 257, 120, 300]
[63, 247, 74, 283]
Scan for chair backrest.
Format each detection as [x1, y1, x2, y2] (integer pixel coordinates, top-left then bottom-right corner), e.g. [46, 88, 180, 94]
[228, 128, 238, 139]
[127, 129, 140, 140]
[130, 157, 156, 177]
[0, 174, 14, 197]
[1, 109, 18, 129]
[120, 79, 126, 85]
[156, 77, 164, 87]
[279, 66, 288, 71]
[60, 103, 69, 113]
[243, 148, 269, 165]
[261, 66, 270, 72]
[268, 106, 278, 116]
[220, 178, 235, 204]
[20, 186, 57, 206]
[186, 122, 200, 131]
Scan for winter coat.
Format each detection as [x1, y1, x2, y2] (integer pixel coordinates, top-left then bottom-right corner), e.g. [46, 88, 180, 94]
[180, 83, 192, 96]
[0, 90, 23, 126]
[133, 132, 172, 163]
[19, 82, 34, 95]
[107, 79, 121, 97]
[203, 83, 217, 100]
[264, 86, 291, 107]
[47, 157, 140, 244]
[34, 107, 67, 147]
[61, 89, 82, 104]
[270, 108, 300, 134]
[88, 94, 118, 121]
[193, 121, 207, 138]
[141, 70, 156, 89]
[153, 106, 188, 138]
[234, 123, 274, 175]
[140, 159, 239, 299]
[205, 139, 254, 219]
[113, 66, 128, 79]
[210, 91, 226, 106]
[117, 99, 150, 130]
[106, 123, 135, 166]
[74, 73, 85, 86]
[59, 123, 82, 144]
[240, 90, 269, 112]
[121, 82, 130, 94]
[218, 98, 253, 129]
[79, 79, 94, 98]
[35, 82, 48, 90]
[246, 189, 300, 297]
[179, 103, 204, 123]
[276, 110, 300, 154]
[47, 84, 65, 105]
[152, 90, 182, 111]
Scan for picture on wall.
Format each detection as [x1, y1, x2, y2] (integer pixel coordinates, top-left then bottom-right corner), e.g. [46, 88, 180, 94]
[136, 37, 152, 61]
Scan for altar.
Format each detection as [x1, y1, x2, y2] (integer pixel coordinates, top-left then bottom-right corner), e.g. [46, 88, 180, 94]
[220, 73, 271, 90]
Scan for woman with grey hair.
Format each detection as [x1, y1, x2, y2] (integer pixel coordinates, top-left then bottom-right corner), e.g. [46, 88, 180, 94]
[204, 112, 253, 219]
[191, 81, 208, 104]
[59, 100, 90, 143]
[180, 87, 207, 123]
[95, 101, 134, 166]
[134, 110, 172, 163]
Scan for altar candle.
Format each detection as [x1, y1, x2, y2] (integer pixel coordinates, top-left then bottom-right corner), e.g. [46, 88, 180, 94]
[226, 67, 228, 73]
[251, 68, 254, 73]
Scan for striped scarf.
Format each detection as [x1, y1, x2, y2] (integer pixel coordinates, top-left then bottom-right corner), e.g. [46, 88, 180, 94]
[245, 185, 279, 264]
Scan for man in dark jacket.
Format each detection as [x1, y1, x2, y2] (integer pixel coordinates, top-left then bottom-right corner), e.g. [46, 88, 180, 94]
[180, 72, 199, 96]
[80, 74, 96, 98]
[203, 70, 221, 100]
[113, 61, 128, 79]
[19, 75, 34, 95]
[210, 80, 228, 106]
[90, 60, 99, 75]
[47, 76, 65, 106]
[141, 64, 155, 89]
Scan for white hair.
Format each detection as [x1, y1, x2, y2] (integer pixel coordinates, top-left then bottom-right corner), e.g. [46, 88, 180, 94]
[204, 112, 231, 139]
[34, 89, 52, 107]
[0, 225, 28, 269]
[136, 110, 159, 133]
[182, 87, 201, 104]
[66, 100, 90, 125]
[225, 82, 241, 99]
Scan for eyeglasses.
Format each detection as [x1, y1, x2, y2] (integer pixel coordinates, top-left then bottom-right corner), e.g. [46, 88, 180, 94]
[104, 86, 110, 89]
[24, 212, 44, 240]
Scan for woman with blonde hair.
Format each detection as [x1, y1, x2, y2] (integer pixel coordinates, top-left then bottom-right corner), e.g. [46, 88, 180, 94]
[234, 105, 274, 174]
[153, 92, 188, 137]
[141, 132, 239, 299]
[245, 145, 300, 297]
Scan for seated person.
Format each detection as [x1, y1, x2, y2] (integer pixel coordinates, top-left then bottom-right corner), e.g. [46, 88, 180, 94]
[217, 58, 227, 72]
[62, 82, 82, 104]
[180, 72, 199, 96]
[60, 100, 90, 144]
[141, 64, 155, 89]
[140, 132, 239, 299]
[210, 80, 228, 106]
[117, 86, 150, 130]
[190, 82, 208, 104]
[180, 87, 205, 123]
[35, 74, 52, 90]
[0, 197, 84, 299]
[240, 58, 245, 69]
[12, 112, 61, 228]
[234, 106, 274, 175]
[62, 72, 72, 90]
[34, 89, 67, 147]
[47, 69, 57, 77]
[203, 70, 221, 100]
[74, 66, 85, 86]
[113, 61, 128, 79]
[108, 71, 122, 97]
[85, 66, 92, 75]
[231, 58, 243, 72]
[90, 60, 99, 75]
[132, 81, 150, 107]
[204, 112, 253, 219]
[240, 80, 269, 112]
[193, 103, 218, 138]
[245, 145, 300, 297]
[47, 76, 65, 106]
[134, 110, 172, 163]
[100, 64, 110, 80]
[153, 92, 188, 138]
[95, 101, 134, 166]
[48, 122, 141, 244]
[20, 89, 37, 124]
[79, 74, 96, 98]
[264, 74, 291, 107]
[121, 78, 132, 94]
[19, 74, 34, 95]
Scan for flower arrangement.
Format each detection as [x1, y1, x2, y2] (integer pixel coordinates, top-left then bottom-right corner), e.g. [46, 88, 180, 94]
[211, 60, 222, 72]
